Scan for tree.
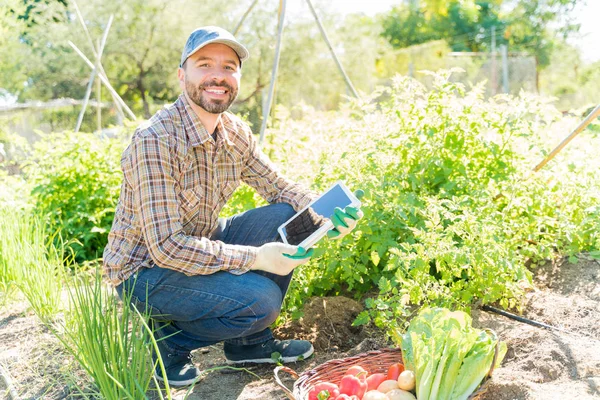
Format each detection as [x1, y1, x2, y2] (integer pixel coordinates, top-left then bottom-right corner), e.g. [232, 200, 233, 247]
[503, 0, 581, 89]
[0, 0, 232, 118]
[380, 0, 583, 91]
[381, 1, 505, 52]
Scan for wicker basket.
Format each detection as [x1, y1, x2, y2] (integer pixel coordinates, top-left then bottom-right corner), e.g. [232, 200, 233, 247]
[274, 330, 499, 400]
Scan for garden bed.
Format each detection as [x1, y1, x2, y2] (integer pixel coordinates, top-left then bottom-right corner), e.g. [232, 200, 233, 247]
[1, 256, 599, 399]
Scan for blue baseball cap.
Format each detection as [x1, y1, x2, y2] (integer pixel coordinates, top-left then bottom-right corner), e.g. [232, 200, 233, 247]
[180, 26, 249, 68]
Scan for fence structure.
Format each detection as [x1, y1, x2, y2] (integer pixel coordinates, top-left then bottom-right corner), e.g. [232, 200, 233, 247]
[378, 40, 537, 98]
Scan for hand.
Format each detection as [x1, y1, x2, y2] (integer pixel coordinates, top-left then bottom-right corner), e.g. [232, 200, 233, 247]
[327, 190, 365, 240]
[250, 243, 314, 276]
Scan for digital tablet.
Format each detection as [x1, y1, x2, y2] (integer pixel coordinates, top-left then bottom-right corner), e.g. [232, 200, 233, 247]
[278, 181, 361, 249]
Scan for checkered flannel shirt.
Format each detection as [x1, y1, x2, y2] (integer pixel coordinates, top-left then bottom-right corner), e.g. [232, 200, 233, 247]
[103, 94, 315, 286]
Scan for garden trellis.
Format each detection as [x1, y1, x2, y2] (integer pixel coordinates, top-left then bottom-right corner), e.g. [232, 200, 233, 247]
[233, 0, 360, 145]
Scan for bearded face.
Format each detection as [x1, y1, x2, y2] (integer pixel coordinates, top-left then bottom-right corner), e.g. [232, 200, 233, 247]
[185, 77, 239, 114]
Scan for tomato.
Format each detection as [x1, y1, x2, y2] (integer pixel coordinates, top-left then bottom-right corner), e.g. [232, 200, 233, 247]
[365, 372, 387, 391]
[345, 365, 368, 376]
[386, 363, 405, 381]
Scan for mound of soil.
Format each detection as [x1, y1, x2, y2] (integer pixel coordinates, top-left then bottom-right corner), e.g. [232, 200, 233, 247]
[1, 257, 599, 399]
[273, 296, 373, 352]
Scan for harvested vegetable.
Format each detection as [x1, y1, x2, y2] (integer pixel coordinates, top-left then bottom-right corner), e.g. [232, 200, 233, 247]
[366, 372, 388, 391]
[339, 371, 368, 398]
[308, 382, 340, 400]
[345, 365, 368, 376]
[362, 391, 388, 400]
[385, 389, 417, 400]
[397, 370, 415, 391]
[377, 379, 400, 393]
[398, 307, 507, 400]
[386, 362, 405, 380]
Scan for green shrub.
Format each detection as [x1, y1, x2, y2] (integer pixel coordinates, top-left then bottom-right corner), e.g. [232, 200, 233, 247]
[24, 130, 127, 263]
[267, 71, 600, 330]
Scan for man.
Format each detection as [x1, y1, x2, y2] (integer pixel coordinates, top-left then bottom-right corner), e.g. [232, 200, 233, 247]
[103, 26, 362, 387]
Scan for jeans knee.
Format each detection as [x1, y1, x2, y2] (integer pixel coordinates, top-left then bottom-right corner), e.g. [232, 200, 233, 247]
[272, 203, 296, 223]
[252, 283, 283, 327]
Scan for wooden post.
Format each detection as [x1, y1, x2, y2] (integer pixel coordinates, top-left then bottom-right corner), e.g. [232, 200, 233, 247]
[69, 41, 137, 121]
[72, 0, 128, 122]
[75, 15, 113, 133]
[501, 44, 509, 94]
[533, 104, 600, 172]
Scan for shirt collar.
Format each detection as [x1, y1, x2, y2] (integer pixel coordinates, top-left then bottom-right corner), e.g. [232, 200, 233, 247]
[176, 94, 235, 148]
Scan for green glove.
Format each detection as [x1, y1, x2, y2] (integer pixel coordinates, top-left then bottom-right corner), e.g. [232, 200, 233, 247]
[283, 246, 315, 259]
[327, 190, 364, 240]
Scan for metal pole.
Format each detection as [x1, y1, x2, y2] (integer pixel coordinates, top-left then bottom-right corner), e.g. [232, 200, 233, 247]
[490, 26, 497, 96]
[305, 0, 359, 99]
[533, 104, 600, 172]
[234, 0, 259, 35]
[501, 44, 509, 94]
[69, 41, 137, 121]
[97, 38, 102, 132]
[75, 15, 113, 133]
[258, 0, 286, 145]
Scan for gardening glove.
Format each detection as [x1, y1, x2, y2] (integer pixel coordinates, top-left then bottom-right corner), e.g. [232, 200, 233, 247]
[327, 190, 365, 240]
[250, 243, 314, 276]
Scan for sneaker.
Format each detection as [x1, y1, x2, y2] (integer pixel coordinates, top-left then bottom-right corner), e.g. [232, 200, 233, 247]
[224, 338, 314, 364]
[153, 352, 201, 387]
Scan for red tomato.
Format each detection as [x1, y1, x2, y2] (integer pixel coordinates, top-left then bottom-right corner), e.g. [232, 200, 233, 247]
[365, 372, 387, 391]
[386, 363, 405, 381]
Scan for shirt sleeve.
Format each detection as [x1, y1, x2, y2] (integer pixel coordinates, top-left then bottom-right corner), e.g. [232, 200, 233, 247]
[125, 132, 257, 275]
[240, 127, 317, 211]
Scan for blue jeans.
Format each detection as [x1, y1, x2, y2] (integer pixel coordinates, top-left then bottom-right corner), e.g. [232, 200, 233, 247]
[116, 203, 296, 356]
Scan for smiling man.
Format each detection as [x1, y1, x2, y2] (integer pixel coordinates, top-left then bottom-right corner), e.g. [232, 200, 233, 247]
[103, 26, 362, 387]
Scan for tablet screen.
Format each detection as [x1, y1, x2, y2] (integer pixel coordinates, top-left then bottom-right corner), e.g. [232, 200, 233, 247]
[280, 184, 353, 246]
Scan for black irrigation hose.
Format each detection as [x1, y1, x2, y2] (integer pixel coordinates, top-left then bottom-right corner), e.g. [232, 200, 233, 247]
[480, 305, 599, 341]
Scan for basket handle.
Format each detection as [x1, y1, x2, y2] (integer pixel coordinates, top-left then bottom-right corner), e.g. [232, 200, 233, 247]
[274, 366, 299, 400]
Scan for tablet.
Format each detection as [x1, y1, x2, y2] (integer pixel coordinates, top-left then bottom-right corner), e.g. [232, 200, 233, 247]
[278, 181, 361, 249]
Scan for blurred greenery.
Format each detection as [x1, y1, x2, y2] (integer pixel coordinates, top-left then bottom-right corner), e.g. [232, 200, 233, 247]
[2, 0, 596, 129]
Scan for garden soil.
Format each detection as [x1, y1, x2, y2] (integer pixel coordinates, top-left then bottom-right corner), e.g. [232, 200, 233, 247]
[1, 256, 599, 399]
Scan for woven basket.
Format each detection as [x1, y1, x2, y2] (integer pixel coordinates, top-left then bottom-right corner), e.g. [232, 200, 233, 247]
[274, 330, 499, 400]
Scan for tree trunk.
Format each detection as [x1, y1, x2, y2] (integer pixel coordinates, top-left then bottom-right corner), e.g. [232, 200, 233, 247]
[137, 73, 150, 119]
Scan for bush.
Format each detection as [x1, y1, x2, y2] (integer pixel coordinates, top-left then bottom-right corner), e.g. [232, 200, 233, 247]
[266, 71, 600, 330]
[24, 130, 127, 263]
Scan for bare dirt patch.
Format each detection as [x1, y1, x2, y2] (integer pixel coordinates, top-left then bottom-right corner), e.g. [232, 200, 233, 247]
[1, 257, 599, 399]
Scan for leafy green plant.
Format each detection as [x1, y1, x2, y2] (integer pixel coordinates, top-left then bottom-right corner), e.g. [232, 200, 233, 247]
[44, 268, 171, 400]
[268, 71, 600, 331]
[0, 206, 65, 318]
[23, 130, 127, 263]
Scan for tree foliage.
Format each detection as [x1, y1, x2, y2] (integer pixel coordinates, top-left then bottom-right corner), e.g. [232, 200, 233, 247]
[381, 0, 582, 70]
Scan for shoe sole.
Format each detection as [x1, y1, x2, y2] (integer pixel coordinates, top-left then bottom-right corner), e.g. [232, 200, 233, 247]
[225, 345, 314, 364]
[153, 371, 199, 387]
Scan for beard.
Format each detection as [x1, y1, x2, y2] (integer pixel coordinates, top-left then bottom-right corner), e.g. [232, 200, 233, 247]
[185, 78, 238, 114]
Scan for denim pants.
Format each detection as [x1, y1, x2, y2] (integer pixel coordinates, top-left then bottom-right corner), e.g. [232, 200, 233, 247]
[116, 203, 296, 356]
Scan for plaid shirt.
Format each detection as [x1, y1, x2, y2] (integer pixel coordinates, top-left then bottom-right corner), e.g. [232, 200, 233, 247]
[103, 95, 314, 286]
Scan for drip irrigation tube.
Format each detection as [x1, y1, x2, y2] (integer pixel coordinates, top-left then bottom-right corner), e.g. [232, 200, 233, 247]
[481, 305, 599, 341]
[0, 363, 19, 399]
